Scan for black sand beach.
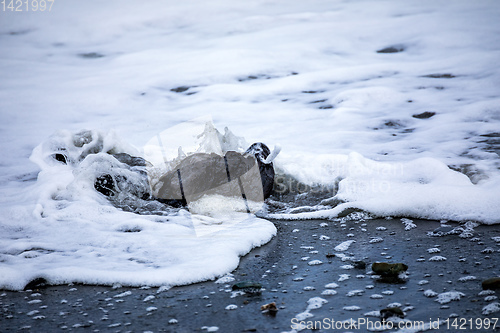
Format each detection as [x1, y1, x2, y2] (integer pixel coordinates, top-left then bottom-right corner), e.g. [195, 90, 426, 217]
[1, 217, 499, 332]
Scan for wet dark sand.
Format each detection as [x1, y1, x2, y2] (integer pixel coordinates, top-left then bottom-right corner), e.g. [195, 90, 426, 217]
[1, 218, 499, 332]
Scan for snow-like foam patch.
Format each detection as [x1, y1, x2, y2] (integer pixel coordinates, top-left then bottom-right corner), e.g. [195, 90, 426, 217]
[435, 291, 465, 304]
[334, 240, 356, 252]
[271, 152, 500, 224]
[482, 302, 500, 315]
[2, 0, 500, 292]
[0, 128, 276, 290]
[286, 297, 328, 332]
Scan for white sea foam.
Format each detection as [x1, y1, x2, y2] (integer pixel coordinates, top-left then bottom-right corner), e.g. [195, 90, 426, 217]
[458, 276, 476, 282]
[214, 274, 235, 284]
[429, 255, 447, 262]
[482, 302, 500, 315]
[339, 274, 350, 282]
[272, 152, 500, 223]
[288, 296, 329, 332]
[334, 240, 356, 252]
[1, 0, 500, 290]
[343, 305, 361, 311]
[321, 289, 337, 296]
[427, 248, 440, 254]
[0, 131, 276, 291]
[436, 291, 465, 304]
[225, 304, 238, 311]
[346, 289, 364, 297]
[324, 282, 339, 289]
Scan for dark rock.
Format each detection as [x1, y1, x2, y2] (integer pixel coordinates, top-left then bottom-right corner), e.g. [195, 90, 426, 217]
[156, 143, 275, 203]
[93, 143, 275, 211]
[156, 198, 186, 208]
[352, 260, 367, 269]
[377, 276, 407, 284]
[380, 306, 405, 320]
[156, 152, 252, 202]
[91, 151, 154, 203]
[412, 111, 436, 119]
[482, 277, 500, 290]
[95, 174, 116, 197]
[24, 277, 48, 291]
[372, 262, 408, 276]
[245, 143, 275, 200]
[377, 45, 405, 53]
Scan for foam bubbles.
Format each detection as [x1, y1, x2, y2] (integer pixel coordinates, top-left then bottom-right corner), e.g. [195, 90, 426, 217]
[1, 0, 500, 292]
[0, 128, 276, 290]
[272, 153, 500, 224]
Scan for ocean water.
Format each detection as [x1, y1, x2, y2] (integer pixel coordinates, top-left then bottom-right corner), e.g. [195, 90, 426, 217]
[1, 0, 500, 290]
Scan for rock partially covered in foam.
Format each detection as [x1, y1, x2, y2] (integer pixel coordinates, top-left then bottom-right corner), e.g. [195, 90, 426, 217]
[155, 143, 276, 204]
[245, 142, 277, 200]
[33, 129, 277, 214]
[93, 142, 276, 213]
